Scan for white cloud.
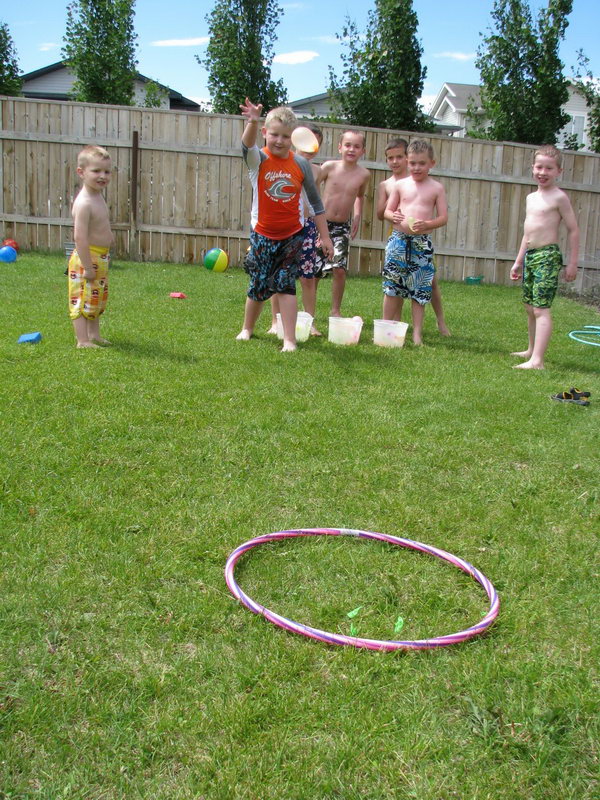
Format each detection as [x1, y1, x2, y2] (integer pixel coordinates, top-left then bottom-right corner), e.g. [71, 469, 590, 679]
[151, 37, 209, 47]
[433, 51, 476, 62]
[39, 43, 59, 52]
[273, 50, 319, 65]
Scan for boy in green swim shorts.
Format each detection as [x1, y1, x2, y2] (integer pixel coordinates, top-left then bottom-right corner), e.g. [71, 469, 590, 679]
[510, 145, 579, 369]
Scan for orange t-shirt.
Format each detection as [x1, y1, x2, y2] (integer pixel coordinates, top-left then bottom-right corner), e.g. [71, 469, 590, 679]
[243, 144, 324, 240]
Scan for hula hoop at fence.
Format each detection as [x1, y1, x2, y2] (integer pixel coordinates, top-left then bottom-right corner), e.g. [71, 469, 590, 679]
[224, 528, 500, 651]
[569, 325, 600, 347]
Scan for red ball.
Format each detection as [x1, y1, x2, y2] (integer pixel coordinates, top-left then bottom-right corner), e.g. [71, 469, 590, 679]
[2, 238, 19, 252]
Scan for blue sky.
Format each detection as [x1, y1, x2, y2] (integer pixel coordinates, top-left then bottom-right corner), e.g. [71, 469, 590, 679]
[4, 0, 599, 112]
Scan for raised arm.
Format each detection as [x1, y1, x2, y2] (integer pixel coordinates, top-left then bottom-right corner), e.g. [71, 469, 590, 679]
[240, 98, 263, 148]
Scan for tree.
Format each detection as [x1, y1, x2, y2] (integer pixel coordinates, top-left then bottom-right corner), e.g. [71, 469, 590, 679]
[572, 50, 600, 154]
[0, 21, 22, 96]
[143, 79, 169, 109]
[328, 0, 432, 132]
[200, 0, 287, 115]
[62, 0, 138, 106]
[476, 0, 573, 145]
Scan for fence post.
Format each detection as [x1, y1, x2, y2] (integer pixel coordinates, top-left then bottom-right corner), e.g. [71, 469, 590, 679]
[130, 129, 139, 260]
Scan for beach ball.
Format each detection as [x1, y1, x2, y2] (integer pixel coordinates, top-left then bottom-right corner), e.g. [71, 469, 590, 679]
[204, 248, 229, 272]
[0, 245, 17, 263]
[2, 238, 19, 252]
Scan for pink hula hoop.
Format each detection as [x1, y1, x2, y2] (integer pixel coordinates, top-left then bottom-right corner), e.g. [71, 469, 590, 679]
[225, 528, 500, 651]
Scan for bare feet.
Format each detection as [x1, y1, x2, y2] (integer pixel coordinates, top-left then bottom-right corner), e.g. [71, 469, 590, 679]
[266, 324, 278, 335]
[412, 336, 423, 346]
[76, 341, 100, 349]
[236, 329, 252, 341]
[281, 340, 297, 352]
[310, 325, 322, 337]
[330, 310, 341, 318]
[91, 337, 111, 346]
[511, 350, 532, 358]
[437, 322, 451, 337]
[513, 360, 543, 370]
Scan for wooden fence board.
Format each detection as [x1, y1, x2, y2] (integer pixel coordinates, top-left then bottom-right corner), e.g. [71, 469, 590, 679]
[2, 96, 600, 283]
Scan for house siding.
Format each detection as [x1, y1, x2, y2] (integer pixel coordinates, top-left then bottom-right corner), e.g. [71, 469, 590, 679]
[23, 64, 175, 111]
[290, 97, 333, 119]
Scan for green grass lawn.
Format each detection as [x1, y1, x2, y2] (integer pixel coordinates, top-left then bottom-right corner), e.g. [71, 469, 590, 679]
[1, 253, 598, 799]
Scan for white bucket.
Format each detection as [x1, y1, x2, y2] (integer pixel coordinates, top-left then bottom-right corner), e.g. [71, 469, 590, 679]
[373, 319, 409, 348]
[276, 311, 313, 342]
[328, 316, 363, 345]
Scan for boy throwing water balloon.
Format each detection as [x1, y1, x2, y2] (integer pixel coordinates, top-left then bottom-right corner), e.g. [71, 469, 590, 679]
[236, 99, 333, 352]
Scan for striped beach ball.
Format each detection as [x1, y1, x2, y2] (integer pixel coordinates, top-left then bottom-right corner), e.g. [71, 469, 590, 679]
[204, 248, 229, 272]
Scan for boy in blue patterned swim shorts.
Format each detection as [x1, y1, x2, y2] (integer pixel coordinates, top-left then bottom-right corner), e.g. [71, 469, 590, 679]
[383, 139, 448, 345]
[236, 99, 333, 351]
[510, 145, 579, 369]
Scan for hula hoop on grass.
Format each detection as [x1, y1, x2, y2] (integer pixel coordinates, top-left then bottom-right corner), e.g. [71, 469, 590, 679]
[224, 528, 500, 651]
[569, 325, 600, 347]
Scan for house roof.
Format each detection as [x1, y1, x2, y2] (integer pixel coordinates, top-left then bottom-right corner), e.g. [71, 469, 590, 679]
[289, 92, 330, 107]
[20, 61, 200, 110]
[429, 83, 482, 118]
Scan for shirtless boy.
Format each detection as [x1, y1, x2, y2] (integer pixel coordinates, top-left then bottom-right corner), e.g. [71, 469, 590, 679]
[510, 145, 579, 369]
[383, 139, 448, 345]
[314, 130, 370, 319]
[68, 145, 114, 348]
[377, 138, 449, 336]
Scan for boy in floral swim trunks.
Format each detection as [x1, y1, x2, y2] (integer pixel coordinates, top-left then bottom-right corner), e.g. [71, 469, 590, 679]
[314, 130, 370, 320]
[383, 139, 448, 345]
[377, 138, 450, 336]
[510, 145, 579, 369]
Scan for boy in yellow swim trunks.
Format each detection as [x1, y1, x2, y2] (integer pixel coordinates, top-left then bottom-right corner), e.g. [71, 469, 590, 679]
[68, 145, 114, 348]
[510, 145, 579, 369]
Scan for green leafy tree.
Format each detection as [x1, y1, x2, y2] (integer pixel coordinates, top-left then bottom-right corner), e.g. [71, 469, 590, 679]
[476, 0, 573, 145]
[0, 21, 22, 96]
[199, 0, 287, 115]
[144, 79, 169, 109]
[62, 0, 138, 106]
[572, 50, 600, 153]
[328, 0, 432, 132]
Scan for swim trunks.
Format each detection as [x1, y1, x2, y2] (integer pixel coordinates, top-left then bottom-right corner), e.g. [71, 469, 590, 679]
[245, 230, 304, 301]
[314, 220, 350, 276]
[522, 244, 563, 308]
[382, 232, 434, 305]
[298, 218, 318, 279]
[68, 246, 109, 320]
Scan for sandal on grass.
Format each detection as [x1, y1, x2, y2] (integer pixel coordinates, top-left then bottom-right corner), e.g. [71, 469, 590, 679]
[569, 387, 591, 399]
[551, 391, 590, 406]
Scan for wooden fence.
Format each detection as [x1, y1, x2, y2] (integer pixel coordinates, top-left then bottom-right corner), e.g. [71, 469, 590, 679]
[2, 95, 600, 286]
